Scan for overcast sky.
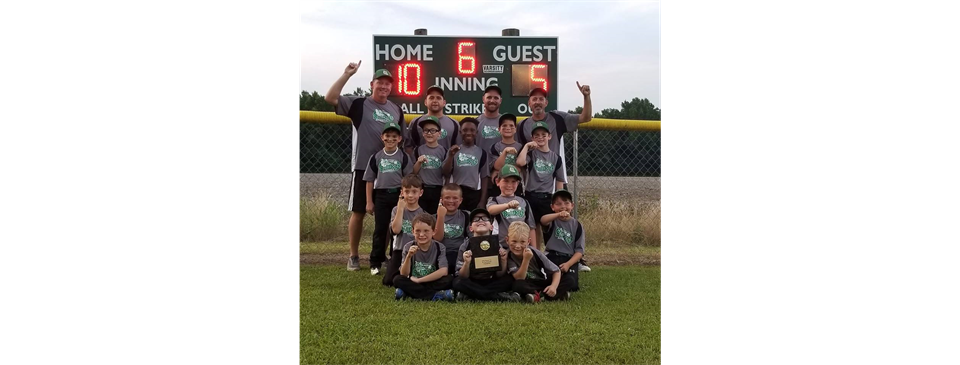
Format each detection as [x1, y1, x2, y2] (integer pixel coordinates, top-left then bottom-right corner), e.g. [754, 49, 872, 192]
[300, 1, 660, 113]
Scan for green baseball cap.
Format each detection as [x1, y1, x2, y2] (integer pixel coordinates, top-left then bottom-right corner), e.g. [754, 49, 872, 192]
[500, 164, 522, 180]
[418, 115, 440, 129]
[531, 121, 550, 134]
[373, 68, 393, 82]
[382, 121, 402, 134]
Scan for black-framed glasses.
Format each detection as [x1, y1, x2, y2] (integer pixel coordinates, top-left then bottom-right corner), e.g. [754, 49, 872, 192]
[423, 129, 440, 134]
[472, 216, 490, 222]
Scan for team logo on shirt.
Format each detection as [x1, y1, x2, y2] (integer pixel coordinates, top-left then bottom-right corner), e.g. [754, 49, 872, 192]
[456, 153, 479, 167]
[554, 226, 574, 246]
[440, 128, 448, 139]
[443, 223, 462, 238]
[380, 159, 401, 173]
[482, 125, 501, 139]
[373, 109, 394, 123]
[505, 153, 517, 165]
[502, 207, 524, 220]
[401, 219, 412, 234]
[526, 268, 540, 280]
[422, 155, 442, 169]
[534, 159, 554, 174]
[412, 261, 435, 277]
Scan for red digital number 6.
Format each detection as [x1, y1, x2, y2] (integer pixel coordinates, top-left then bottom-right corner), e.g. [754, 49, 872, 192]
[458, 42, 476, 75]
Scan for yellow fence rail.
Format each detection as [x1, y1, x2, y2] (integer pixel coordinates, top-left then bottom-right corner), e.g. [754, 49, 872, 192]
[300, 111, 660, 132]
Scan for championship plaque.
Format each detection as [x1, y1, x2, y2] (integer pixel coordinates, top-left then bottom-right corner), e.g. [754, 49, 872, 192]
[469, 235, 500, 273]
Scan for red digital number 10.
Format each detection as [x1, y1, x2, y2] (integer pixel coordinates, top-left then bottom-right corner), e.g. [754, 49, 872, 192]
[396, 63, 421, 96]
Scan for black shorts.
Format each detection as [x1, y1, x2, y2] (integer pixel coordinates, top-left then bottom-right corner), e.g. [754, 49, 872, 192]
[459, 186, 482, 211]
[525, 191, 554, 228]
[420, 185, 442, 215]
[348, 170, 367, 213]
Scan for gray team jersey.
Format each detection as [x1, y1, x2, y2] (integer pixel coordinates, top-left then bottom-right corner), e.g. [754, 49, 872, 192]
[486, 195, 535, 246]
[524, 149, 565, 193]
[400, 240, 449, 278]
[336, 95, 404, 171]
[414, 144, 447, 186]
[544, 218, 585, 256]
[449, 144, 489, 191]
[490, 140, 523, 169]
[437, 209, 470, 252]
[362, 149, 413, 189]
[406, 115, 461, 151]
[476, 114, 501, 153]
[507, 247, 558, 281]
[390, 206, 425, 250]
[518, 110, 580, 154]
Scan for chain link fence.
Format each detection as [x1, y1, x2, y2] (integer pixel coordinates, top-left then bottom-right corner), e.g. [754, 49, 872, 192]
[301, 117, 660, 246]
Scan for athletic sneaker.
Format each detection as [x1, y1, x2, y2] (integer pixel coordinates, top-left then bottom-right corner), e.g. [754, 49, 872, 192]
[370, 265, 381, 276]
[523, 292, 541, 303]
[565, 291, 571, 300]
[497, 292, 521, 302]
[347, 256, 360, 271]
[432, 289, 454, 302]
[395, 288, 406, 301]
[455, 292, 470, 302]
[579, 263, 591, 272]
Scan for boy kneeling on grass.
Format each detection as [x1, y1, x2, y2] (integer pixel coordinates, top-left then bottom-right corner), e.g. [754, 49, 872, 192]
[540, 189, 584, 292]
[507, 221, 576, 303]
[394, 213, 455, 301]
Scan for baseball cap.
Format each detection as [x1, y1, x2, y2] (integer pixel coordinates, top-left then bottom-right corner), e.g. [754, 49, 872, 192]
[552, 189, 573, 202]
[381, 121, 402, 134]
[528, 87, 547, 97]
[426, 85, 444, 96]
[418, 116, 440, 130]
[484, 85, 502, 95]
[498, 113, 518, 126]
[531, 121, 550, 134]
[500, 164, 522, 181]
[469, 208, 491, 223]
[373, 69, 393, 82]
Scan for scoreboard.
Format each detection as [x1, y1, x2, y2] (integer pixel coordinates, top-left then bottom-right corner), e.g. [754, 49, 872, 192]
[372, 35, 558, 116]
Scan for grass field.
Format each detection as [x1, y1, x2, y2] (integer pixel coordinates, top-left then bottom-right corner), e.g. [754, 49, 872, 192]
[301, 265, 661, 365]
[301, 241, 660, 266]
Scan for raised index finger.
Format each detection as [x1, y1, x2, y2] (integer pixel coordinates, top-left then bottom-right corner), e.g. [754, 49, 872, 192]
[357, 60, 362, 67]
[576, 81, 582, 89]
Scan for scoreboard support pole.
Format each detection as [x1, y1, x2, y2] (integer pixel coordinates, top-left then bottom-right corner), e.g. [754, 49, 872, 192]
[573, 130, 579, 218]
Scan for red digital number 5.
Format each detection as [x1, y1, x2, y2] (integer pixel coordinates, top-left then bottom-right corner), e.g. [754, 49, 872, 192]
[530, 64, 547, 92]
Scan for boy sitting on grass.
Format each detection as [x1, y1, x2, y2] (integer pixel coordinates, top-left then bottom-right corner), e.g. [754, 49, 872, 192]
[452, 208, 520, 302]
[506, 221, 575, 303]
[394, 213, 454, 301]
[433, 183, 470, 274]
[540, 189, 584, 292]
[486, 164, 536, 248]
[382, 174, 425, 286]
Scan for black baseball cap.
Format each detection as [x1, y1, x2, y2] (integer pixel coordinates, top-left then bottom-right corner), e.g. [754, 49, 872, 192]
[498, 113, 518, 126]
[469, 208, 491, 222]
[484, 85, 502, 95]
[552, 189, 573, 202]
[426, 85, 444, 96]
[528, 87, 547, 97]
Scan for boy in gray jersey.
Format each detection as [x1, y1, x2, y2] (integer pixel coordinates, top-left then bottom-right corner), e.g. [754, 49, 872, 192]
[394, 213, 454, 301]
[489, 113, 524, 199]
[451, 208, 520, 302]
[432, 183, 469, 273]
[382, 175, 426, 285]
[487, 164, 536, 248]
[517, 84, 592, 188]
[516, 121, 566, 247]
[412, 116, 447, 215]
[506, 221, 575, 303]
[363, 122, 413, 276]
[540, 189, 584, 292]
[442, 117, 489, 211]
[405, 85, 460, 155]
